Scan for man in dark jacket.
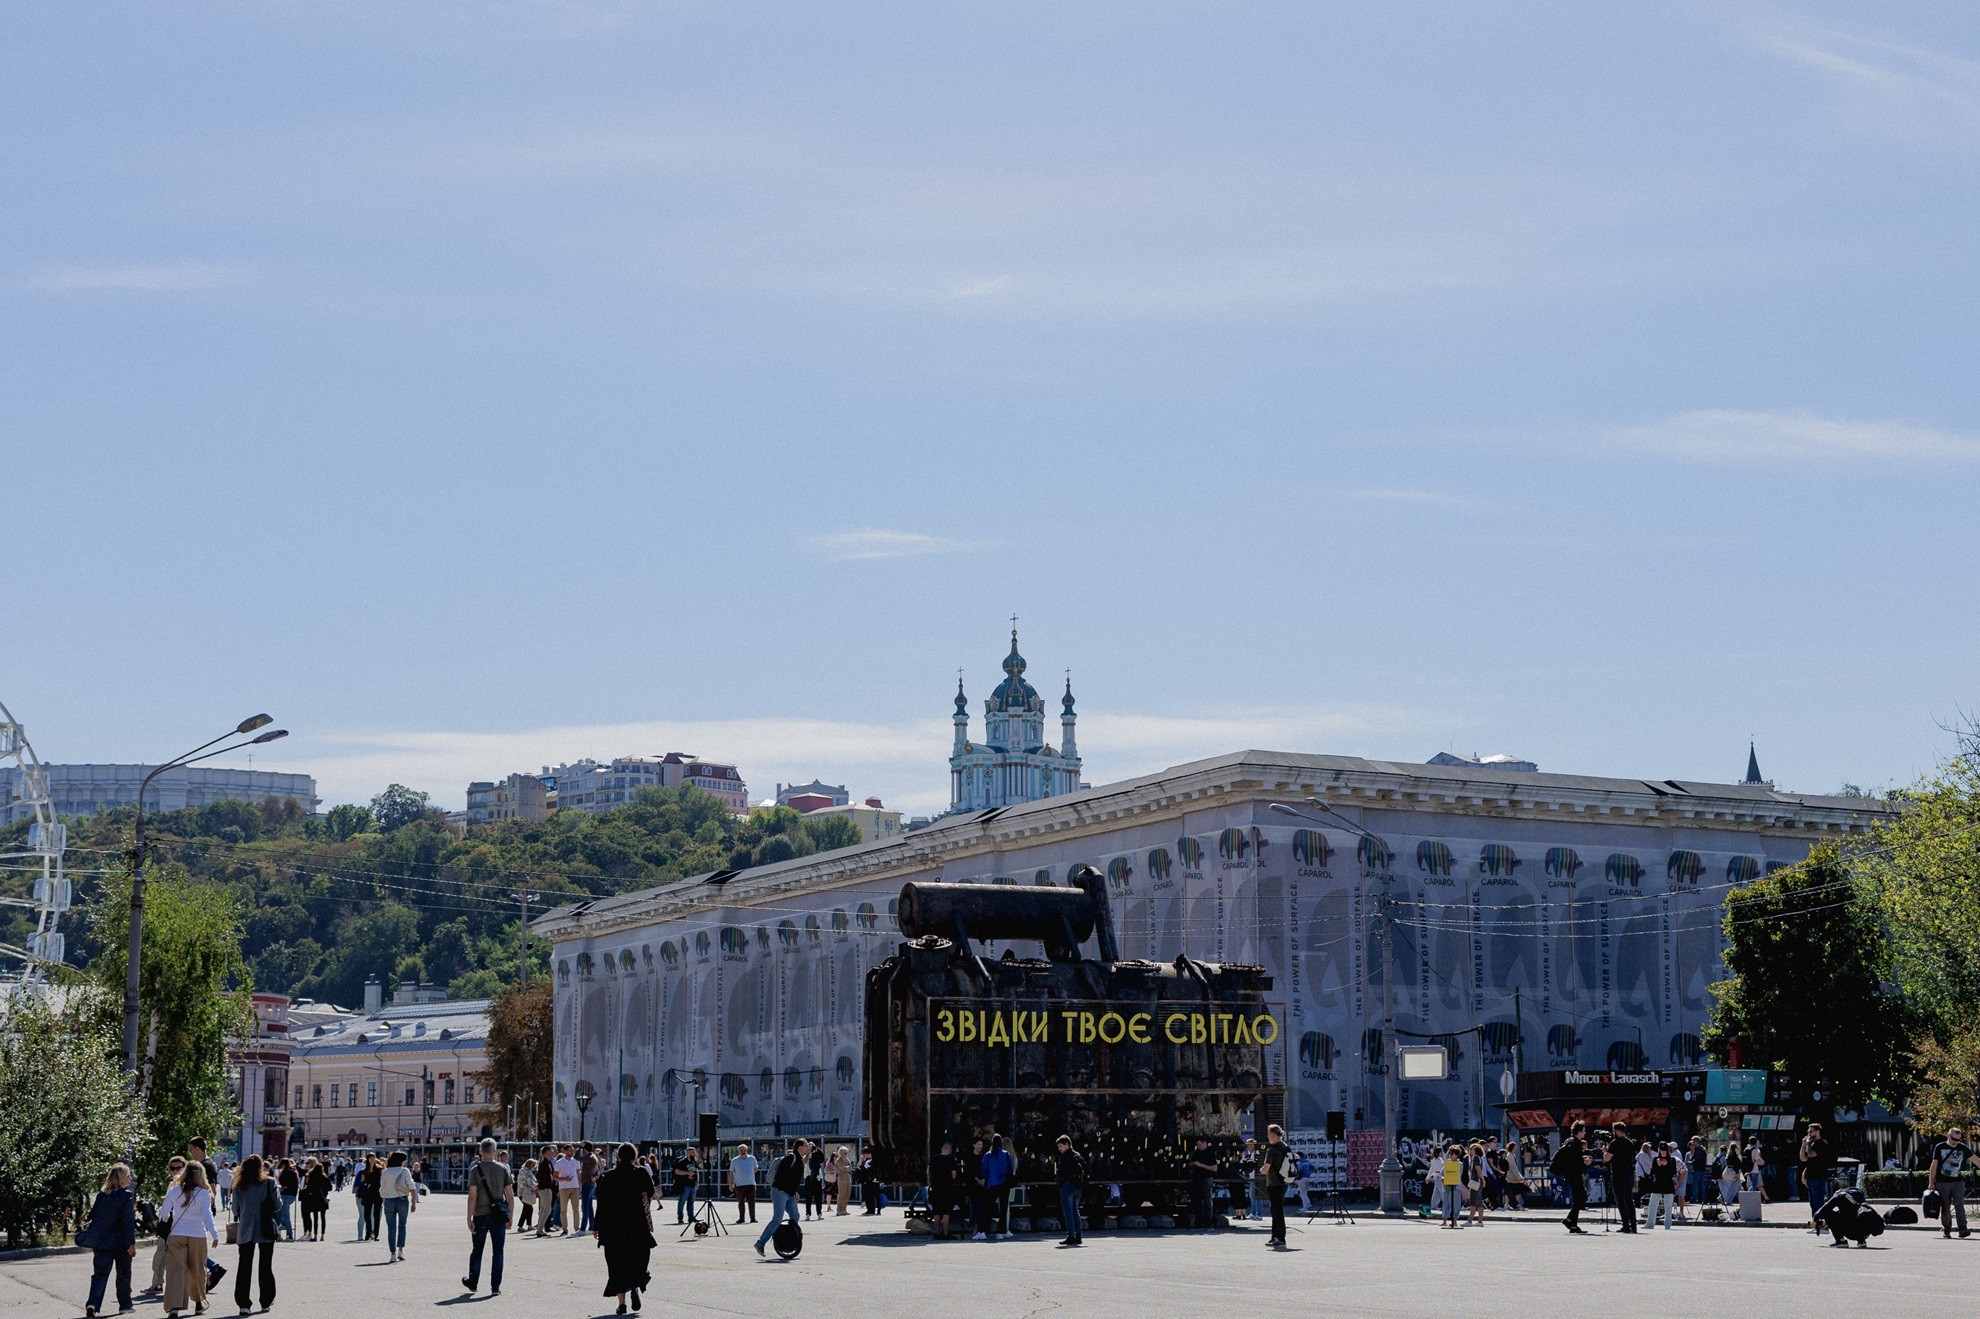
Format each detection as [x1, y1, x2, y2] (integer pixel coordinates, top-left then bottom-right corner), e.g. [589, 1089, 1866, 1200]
[752, 1139, 809, 1257]
[1552, 1122, 1591, 1234]
[1606, 1124, 1640, 1234]
[1054, 1136, 1088, 1246]
[1186, 1139, 1219, 1231]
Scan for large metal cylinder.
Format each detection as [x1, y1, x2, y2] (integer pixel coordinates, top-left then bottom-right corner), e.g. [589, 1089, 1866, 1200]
[896, 881, 1097, 946]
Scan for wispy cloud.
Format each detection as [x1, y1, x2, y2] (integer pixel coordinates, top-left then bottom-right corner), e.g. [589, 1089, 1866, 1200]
[1744, 13, 1980, 138]
[32, 263, 238, 291]
[1598, 409, 1980, 464]
[805, 529, 984, 561]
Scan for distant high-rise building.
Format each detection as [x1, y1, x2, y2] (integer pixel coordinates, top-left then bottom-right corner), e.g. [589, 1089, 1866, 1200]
[466, 772, 550, 825]
[0, 763, 318, 825]
[544, 753, 748, 815]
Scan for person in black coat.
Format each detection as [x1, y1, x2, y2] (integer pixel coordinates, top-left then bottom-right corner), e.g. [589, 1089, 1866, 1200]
[1551, 1122, 1592, 1234]
[592, 1143, 655, 1315]
[230, 1155, 281, 1314]
[81, 1163, 138, 1317]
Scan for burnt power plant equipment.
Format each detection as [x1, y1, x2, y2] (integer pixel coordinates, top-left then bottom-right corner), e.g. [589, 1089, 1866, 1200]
[863, 863, 1284, 1215]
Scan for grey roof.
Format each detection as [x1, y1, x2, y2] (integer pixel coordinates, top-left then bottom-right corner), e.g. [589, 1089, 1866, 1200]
[532, 747, 1892, 935]
[287, 997, 493, 1058]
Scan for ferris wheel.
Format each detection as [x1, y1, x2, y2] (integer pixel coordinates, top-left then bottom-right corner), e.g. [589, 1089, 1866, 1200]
[0, 698, 69, 985]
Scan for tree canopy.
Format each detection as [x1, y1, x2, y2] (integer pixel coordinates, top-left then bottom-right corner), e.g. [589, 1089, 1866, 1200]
[2, 782, 873, 1012]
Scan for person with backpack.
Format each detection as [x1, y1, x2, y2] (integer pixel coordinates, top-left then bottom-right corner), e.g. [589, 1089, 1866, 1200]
[752, 1139, 809, 1258]
[1551, 1122, 1591, 1234]
[379, 1151, 418, 1262]
[1928, 1126, 1970, 1239]
[142, 1156, 188, 1296]
[79, 1163, 137, 1317]
[1261, 1125, 1295, 1247]
[976, 1135, 1017, 1241]
[460, 1138, 515, 1297]
[229, 1155, 279, 1315]
[1053, 1135, 1088, 1246]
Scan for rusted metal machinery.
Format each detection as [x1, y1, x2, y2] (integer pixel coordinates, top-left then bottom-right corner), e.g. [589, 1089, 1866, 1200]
[863, 863, 1284, 1214]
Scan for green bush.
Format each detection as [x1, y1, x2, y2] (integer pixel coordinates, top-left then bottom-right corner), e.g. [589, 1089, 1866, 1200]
[1861, 1169, 1980, 1200]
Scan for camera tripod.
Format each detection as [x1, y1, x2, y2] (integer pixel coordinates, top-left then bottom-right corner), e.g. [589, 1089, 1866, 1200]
[679, 1192, 728, 1240]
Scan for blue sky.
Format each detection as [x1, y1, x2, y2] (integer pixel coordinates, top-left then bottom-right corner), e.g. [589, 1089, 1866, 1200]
[4, 1, 1976, 816]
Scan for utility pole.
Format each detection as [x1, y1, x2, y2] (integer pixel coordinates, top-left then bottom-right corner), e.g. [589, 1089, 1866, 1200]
[1378, 865, 1403, 1216]
[518, 877, 533, 988]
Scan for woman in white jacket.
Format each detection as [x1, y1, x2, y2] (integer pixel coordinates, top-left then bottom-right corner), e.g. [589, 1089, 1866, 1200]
[159, 1161, 220, 1316]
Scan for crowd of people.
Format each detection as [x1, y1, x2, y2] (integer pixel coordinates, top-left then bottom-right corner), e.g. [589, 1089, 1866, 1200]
[66, 1122, 1973, 1313]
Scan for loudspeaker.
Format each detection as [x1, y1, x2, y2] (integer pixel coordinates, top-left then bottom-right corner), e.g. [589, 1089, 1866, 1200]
[1326, 1110, 1346, 1142]
[699, 1113, 719, 1148]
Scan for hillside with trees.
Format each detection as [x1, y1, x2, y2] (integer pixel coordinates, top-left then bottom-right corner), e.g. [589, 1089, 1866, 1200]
[1, 784, 863, 1008]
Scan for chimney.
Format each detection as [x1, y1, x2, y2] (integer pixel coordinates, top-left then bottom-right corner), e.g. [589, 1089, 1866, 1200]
[865, 797, 884, 808]
[364, 975, 383, 1015]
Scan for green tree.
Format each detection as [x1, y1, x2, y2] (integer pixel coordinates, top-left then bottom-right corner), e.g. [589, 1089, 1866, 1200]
[1858, 752, 1980, 1036]
[88, 866, 252, 1192]
[370, 784, 431, 831]
[324, 803, 374, 841]
[1907, 1027, 1980, 1136]
[1702, 843, 1912, 1111]
[0, 986, 149, 1247]
[470, 980, 553, 1139]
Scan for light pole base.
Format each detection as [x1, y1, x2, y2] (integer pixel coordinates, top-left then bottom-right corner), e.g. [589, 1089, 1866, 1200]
[1379, 1158, 1404, 1216]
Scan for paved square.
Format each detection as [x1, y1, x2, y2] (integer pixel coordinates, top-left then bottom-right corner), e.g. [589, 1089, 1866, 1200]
[2, 1196, 1970, 1318]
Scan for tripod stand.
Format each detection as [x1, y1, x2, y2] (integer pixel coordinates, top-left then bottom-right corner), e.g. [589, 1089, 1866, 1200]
[1303, 1146, 1354, 1224]
[679, 1186, 728, 1240]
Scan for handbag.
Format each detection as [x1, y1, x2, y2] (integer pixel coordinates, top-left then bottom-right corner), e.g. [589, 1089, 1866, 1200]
[1922, 1187, 1943, 1219]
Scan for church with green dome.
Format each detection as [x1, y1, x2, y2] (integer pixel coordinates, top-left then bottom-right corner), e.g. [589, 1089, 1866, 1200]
[947, 629, 1083, 814]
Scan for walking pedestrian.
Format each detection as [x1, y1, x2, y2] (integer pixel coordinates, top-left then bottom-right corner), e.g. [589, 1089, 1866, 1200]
[579, 1142, 602, 1233]
[1426, 1144, 1447, 1216]
[79, 1162, 137, 1317]
[159, 1160, 219, 1317]
[671, 1148, 699, 1225]
[1718, 1144, 1742, 1207]
[1800, 1123, 1834, 1235]
[536, 1147, 561, 1235]
[143, 1157, 188, 1295]
[1441, 1144, 1464, 1228]
[1503, 1143, 1529, 1210]
[1466, 1143, 1487, 1226]
[300, 1159, 331, 1242]
[460, 1138, 515, 1297]
[354, 1155, 381, 1242]
[1747, 1143, 1768, 1199]
[1261, 1125, 1294, 1247]
[593, 1143, 655, 1312]
[1552, 1122, 1591, 1234]
[1053, 1136, 1087, 1246]
[553, 1144, 581, 1235]
[1606, 1124, 1640, 1235]
[728, 1143, 759, 1225]
[229, 1155, 279, 1315]
[802, 1145, 825, 1220]
[1927, 1126, 1970, 1239]
[978, 1134, 1017, 1241]
[751, 1139, 808, 1259]
[379, 1151, 417, 1262]
[187, 1140, 220, 1195]
[927, 1142, 961, 1240]
[832, 1146, 854, 1215]
[1644, 1146, 1678, 1230]
[1186, 1139, 1219, 1230]
[274, 1161, 298, 1242]
[515, 1160, 537, 1234]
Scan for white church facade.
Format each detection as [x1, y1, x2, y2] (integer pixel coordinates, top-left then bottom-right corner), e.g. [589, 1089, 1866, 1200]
[947, 630, 1082, 814]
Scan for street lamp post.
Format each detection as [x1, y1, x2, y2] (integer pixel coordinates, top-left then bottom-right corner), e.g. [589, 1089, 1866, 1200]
[1271, 799, 1405, 1215]
[125, 714, 287, 1074]
[576, 1081, 594, 1142]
